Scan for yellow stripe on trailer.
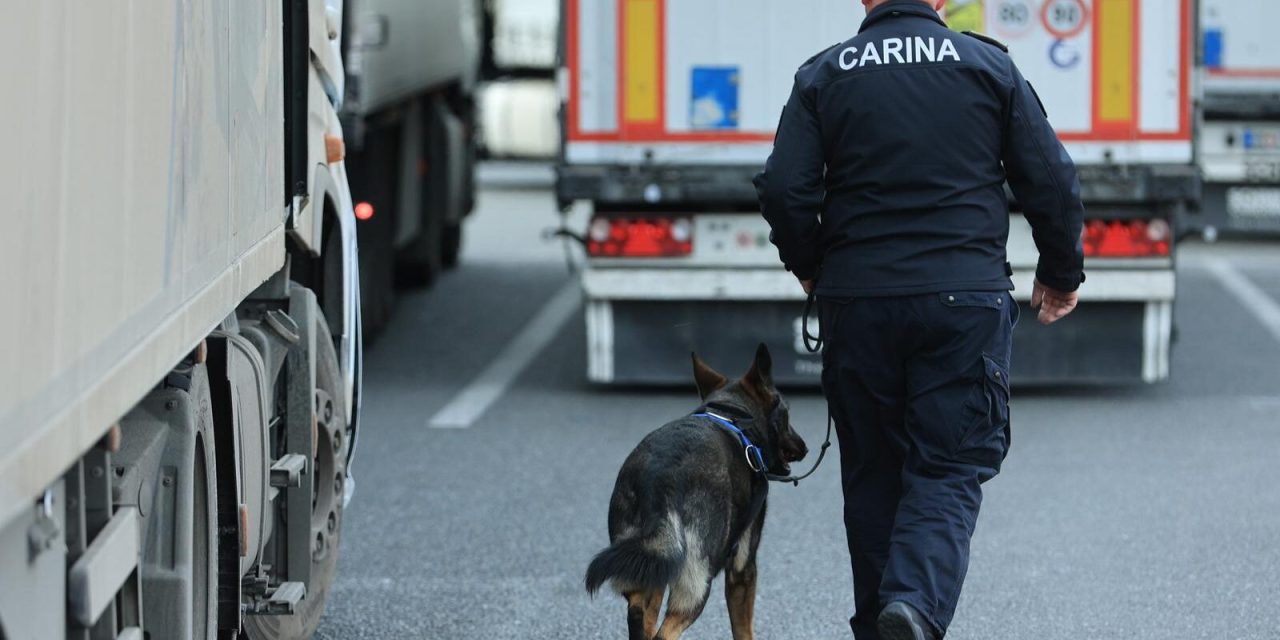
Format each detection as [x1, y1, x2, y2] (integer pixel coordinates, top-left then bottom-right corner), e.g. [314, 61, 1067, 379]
[1096, 0, 1135, 125]
[623, 0, 661, 125]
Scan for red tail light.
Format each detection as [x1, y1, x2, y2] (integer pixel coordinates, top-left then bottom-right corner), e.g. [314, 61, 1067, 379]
[586, 216, 693, 257]
[1082, 218, 1171, 258]
[355, 201, 375, 221]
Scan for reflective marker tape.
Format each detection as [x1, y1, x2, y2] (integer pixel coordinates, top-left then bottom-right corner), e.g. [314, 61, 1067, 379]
[1096, 0, 1136, 125]
[622, 0, 661, 125]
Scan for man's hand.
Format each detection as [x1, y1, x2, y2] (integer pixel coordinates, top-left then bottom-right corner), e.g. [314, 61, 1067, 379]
[1030, 279, 1078, 325]
[800, 279, 814, 295]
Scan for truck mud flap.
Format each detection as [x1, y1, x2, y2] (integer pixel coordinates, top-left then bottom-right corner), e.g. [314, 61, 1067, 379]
[1192, 182, 1280, 237]
[589, 299, 1165, 386]
[587, 300, 822, 386]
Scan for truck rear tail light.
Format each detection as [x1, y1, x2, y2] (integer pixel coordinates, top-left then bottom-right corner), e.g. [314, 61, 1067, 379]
[586, 216, 693, 257]
[1082, 218, 1171, 258]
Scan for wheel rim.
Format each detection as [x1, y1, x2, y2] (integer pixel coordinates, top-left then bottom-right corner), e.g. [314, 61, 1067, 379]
[311, 389, 340, 564]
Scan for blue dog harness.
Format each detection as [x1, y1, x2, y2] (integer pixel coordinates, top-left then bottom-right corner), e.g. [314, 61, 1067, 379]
[693, 411, 768, 474]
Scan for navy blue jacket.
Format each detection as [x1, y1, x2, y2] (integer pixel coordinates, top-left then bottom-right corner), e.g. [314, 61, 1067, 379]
[754, 0, 1086, 296]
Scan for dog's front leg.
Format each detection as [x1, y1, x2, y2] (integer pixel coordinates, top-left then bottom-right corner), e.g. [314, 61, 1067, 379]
[725, 558, 758, 640]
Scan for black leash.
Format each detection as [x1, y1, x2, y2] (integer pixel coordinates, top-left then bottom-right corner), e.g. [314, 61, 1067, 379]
[801, 285, 823, 353]
[764, 410, 833, 487]
[767, 283, 835, 486]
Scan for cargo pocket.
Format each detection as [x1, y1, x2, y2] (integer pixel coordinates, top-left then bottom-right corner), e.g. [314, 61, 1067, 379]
[958, 354, 1011, 479]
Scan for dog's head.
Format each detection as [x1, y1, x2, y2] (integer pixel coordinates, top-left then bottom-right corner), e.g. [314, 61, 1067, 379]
[691, 343, 808, 475]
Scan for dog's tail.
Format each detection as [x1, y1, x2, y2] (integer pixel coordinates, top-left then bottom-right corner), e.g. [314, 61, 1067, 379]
[584, 518, 685, 596]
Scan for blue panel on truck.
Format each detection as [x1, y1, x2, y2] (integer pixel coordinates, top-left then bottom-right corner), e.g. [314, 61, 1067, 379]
[690, 66, 740, 130]
[607, 301, 1147, 386]
[1203, 29, 1223, 69]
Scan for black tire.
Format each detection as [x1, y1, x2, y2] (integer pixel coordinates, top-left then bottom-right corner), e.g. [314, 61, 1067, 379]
[350, 131, 399, 340]
[137, 364, 220, 639]
[393, 203, 442, 288]
[394, 101, 445, 288]
[188, 367, 220, 640]
[357, 219, 395, 340]
[242, 312, 348, 640]
[441, 221, 462, 269]
[192, 432, 216, 640]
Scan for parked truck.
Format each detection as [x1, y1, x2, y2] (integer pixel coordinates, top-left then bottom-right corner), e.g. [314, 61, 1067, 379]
[0, 1, 361, 637]
[476, 0, 562, 159]
[557, 0, 1198, 385]
[1193, 0, 1280, 236]
[342, 0, 483, 336]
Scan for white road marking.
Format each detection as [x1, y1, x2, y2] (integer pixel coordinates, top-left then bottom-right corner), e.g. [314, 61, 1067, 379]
[428, 280, 581, 429]
[1204, 258, 1280, 344]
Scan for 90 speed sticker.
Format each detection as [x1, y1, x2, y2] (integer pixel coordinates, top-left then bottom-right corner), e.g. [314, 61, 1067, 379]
[1042, 0, 1089, 40]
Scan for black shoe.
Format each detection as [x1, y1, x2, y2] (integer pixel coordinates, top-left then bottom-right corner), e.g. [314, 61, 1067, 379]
[877, 601, 938, 640]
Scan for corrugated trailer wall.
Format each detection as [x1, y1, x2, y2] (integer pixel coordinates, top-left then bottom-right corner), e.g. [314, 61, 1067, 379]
[1202, 0, 1280, 93]
[0, 1, 286, 526]
[566, 0, 855, 164]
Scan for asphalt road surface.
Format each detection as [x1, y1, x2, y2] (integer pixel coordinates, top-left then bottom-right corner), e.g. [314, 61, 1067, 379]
[317, 164, 1280, 639]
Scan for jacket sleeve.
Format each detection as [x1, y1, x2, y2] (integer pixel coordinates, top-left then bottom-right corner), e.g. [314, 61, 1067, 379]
[753, 75, 825, 282]
[1001, 62, 1086, 293]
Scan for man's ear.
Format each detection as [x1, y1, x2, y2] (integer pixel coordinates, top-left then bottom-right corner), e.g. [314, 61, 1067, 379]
[744, 342, 774, 389]
[691, 353, 729, 400]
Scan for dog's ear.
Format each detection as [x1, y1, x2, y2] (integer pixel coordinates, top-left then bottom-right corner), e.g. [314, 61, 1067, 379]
[691, 352, 728, 399]
[743, 342, 774, 389]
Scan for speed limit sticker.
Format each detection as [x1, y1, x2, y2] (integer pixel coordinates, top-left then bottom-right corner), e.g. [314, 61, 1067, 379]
[1041, 0, 1089, 40]
[993, 0, 1035, 38]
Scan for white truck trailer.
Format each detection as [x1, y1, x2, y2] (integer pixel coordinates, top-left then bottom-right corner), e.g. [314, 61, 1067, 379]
[342, 0, 483, 336]
[558, 0, 1199, 385]
[0, 1, 361, 637]
[479, 0, 562, 158]
[1193, 0, 1280, 236]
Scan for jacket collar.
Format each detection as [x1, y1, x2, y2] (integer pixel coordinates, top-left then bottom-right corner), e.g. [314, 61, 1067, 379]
[859, 0, 947, 33]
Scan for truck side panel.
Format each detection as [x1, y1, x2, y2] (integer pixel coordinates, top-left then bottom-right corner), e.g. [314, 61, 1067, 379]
[563, 0, 1193, 166]
[1202, 0, 1280, 94]
[0, 1, 285, 527]
[1196, 0, 1280, 236]
[345, 0, 480, 115]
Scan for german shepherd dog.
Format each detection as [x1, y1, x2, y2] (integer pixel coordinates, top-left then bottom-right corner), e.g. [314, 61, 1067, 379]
[585, 344, 809, 640]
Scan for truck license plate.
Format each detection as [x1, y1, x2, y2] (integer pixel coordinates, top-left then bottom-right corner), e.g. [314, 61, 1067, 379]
[1244, 161, 1280, 182]
[1227, 187, 1280, 219]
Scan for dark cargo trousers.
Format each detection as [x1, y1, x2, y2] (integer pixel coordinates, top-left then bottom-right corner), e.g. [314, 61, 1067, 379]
[820, 291, 1016, 639]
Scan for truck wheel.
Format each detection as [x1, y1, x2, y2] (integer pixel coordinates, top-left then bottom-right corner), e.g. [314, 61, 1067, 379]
[133, 362, 219, 639]
[242, 313, 348, 640]
[351, 120, 401, 340]
[394, 203, 442, 287]
[186, 366, 219, 640]
[357, 209, 396, 340]
[441, 222, 463, 269]
[192, 435, 216, 639]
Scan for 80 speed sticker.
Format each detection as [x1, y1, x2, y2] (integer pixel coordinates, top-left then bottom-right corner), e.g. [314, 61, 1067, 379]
[993, 0, 1035, 37]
